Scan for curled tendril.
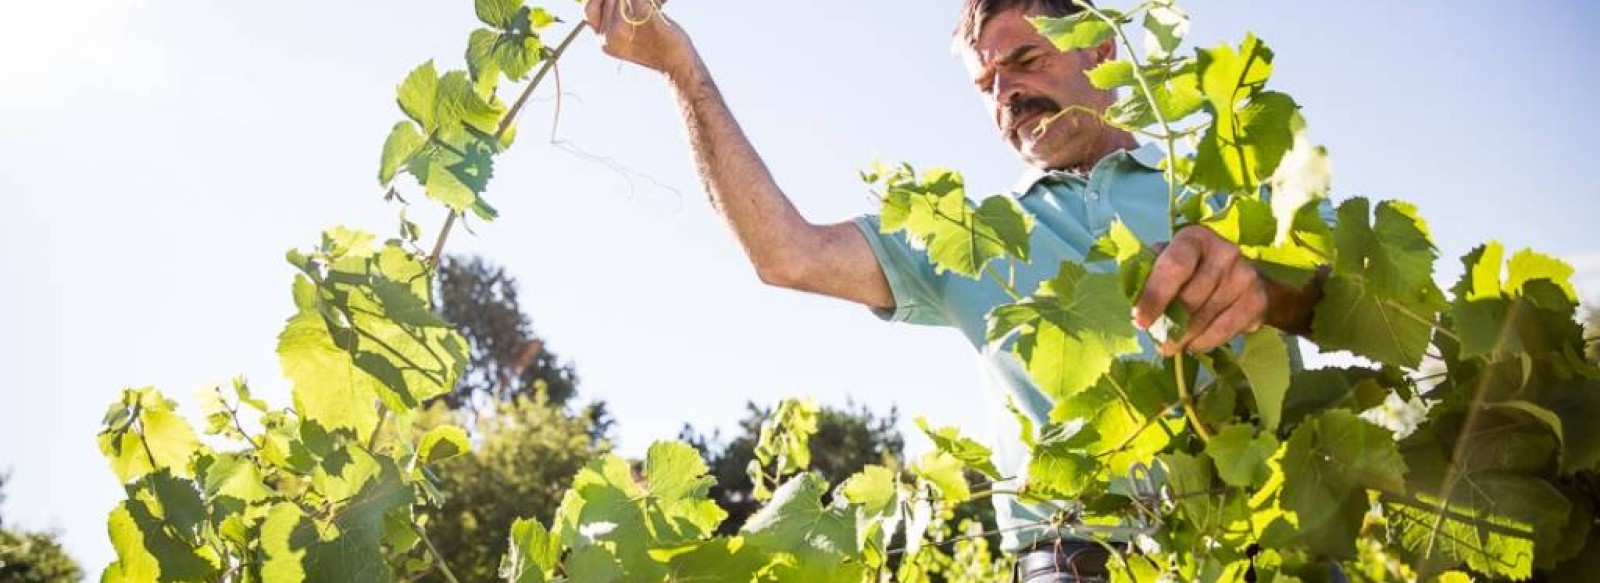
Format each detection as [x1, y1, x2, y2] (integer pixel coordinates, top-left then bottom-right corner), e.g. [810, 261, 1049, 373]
[618, 0, 663, 27]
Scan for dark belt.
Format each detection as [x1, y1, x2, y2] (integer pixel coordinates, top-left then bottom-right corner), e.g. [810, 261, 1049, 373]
[1014, 540, 1124, 583]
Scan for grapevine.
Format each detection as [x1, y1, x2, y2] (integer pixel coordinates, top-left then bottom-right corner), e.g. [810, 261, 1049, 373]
[94, 0, 1600, 582]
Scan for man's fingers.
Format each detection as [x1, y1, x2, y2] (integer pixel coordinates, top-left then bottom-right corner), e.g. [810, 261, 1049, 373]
[1180, 262, 1253, 347]
[1135, 239, 1198, 329]
[1191, 282, 1268, 352]
[1188, 302, 1253, 352]
[1176, 249, 1231, 312]
[584, 0, 606, 32]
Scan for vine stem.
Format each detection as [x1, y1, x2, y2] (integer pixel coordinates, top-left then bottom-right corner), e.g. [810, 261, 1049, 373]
[1071, 1, 1184, 231]
[427, 24, 589, 269]
[415, 523, 464, 583]
[220, 389, 264, 451]
[1174, 355, 1212, 441]
[986, 263, 1023, 301]
[1383, 298, 1458, 343]
[368, 410, 389, 451]
[1069, 4, 1209, 445]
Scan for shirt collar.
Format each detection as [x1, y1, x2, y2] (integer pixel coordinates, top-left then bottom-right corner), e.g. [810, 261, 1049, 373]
[1011, 142, 1167, 197]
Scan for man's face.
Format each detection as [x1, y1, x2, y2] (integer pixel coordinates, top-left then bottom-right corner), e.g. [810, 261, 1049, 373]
[961, 8, 1118, 171]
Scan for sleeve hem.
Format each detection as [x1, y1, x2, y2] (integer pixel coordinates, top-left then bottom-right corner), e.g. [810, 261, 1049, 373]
[851, 215, 933, 324]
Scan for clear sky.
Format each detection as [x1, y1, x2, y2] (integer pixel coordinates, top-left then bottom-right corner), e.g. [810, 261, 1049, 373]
[2, 0, 1596, 573]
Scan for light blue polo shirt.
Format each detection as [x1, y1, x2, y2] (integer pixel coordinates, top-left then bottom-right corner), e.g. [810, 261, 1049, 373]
[851, 142, 1180, 551]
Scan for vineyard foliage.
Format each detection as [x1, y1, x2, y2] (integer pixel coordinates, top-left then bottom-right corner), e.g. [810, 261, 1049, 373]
[94, 0, 1600, 582]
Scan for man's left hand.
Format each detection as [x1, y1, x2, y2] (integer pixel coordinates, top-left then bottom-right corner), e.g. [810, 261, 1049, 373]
[1133, 226, 1318, 354]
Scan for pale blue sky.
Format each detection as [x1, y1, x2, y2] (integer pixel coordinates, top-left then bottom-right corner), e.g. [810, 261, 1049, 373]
[1, 0, 1596, 573]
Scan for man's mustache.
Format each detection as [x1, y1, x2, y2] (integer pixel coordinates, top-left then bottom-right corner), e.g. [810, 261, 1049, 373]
[1004, 96, 1062, 137]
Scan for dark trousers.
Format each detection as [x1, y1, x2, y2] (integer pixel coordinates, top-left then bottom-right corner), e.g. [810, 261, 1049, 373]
[1013, 540, 1117, 583]
[1011, 542, 1352, 583]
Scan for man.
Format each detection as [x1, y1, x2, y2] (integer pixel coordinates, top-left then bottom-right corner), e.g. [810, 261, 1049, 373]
[583, 0, 1325, 580]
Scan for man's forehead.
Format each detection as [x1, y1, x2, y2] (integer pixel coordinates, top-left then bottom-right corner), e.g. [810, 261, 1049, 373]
[959, 10, 1049, 72]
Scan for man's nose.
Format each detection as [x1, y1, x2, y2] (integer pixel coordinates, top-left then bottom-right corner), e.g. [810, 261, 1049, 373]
[994, 73, 1025, 110]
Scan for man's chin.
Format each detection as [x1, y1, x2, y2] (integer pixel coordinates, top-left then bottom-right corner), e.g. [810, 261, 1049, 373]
[1018, 143, 1068, 171]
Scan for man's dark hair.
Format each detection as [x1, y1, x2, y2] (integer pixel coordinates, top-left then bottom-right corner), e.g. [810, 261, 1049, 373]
[954, 0, 1091, 47]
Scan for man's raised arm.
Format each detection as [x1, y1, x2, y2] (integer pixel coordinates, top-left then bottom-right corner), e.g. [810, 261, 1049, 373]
[584, 0, 894, 310]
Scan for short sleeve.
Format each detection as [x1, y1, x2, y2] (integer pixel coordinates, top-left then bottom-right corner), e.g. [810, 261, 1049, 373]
[850, 214, 951, 326]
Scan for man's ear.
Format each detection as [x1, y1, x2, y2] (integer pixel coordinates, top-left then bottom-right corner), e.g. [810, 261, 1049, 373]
[1092, 38, 1117, 65]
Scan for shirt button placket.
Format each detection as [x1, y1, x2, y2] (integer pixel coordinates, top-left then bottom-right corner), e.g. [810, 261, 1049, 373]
[1085, 182, 1112, 237]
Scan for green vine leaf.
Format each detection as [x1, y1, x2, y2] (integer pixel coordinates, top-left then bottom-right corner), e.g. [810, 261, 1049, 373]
[916, 417, 1002, 480]
[1386, 430, 1572, 580]
[105, 471, 222, 582]
[417, 425, 471, 465]
[1206, 424, 1278, 489]
[98, 388, 202, 484]
[741, 473, 862, 577]
[379, 121, 428, 185]
[911, 451, 971, 503]
[1191, 34, 1298, 194]
[501, 518, 559, 583]
[279, 236, 467, 436]
[1313, 198, 1445, 368]
[1238, 329, 1291, 432]
[1030, 11, 1122, 53]
[989, 262, 1141, 402]
[1281, 410, 1407, 557]
[874, 166, 1032, 278]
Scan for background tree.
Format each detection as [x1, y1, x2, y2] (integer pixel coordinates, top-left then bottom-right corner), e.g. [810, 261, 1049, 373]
[412, 396, 608, 582]
[680, 401, 906, 534]
[0, 473, 83, 583]
[434, 255, 581, 411]
[407, 255, 613, 581]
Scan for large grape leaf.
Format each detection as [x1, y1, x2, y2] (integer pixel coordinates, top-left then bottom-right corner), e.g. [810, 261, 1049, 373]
[1191, 35, 1299, 194]
[652, 537, 771, 583]
[641, 441, 728, 544]
[98, 388, 202, 484]
[1507, 379, 1600, 474]
[1280, 410, 1407, 557]
[1385, 429, 1571, 580]
[104, 472, 221, 582]
[1450, 242, 1585, 360]
[1313, 198, 1446, 368]
[877, 167, 1033, 278]
[1030, 12, 1118, 52]
[916, 417, 1001, 480]
[741, 472, 862, 577]
[1025, 424, 1103, 500]
[1206, 424, 1278, 489]
[1048, 360, 1180, 476]
[258, 445, 414, 583]
[501, 517, 558, 583]
[1238, 329, 1291, 432]
[989, 262, 1141, 402]
[839, 464, 902, 567]
[1160, 452, 1229, 534]
[552, 443, 727, 580]
[911, 450, 971, 503]
[389, 62, 505, 212]
[279, 236, 468, 437]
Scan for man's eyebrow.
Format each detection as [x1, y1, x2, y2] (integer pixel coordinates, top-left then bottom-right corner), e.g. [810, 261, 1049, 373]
[974, 44, 1046, 86]
[997, 43, 1044, 66]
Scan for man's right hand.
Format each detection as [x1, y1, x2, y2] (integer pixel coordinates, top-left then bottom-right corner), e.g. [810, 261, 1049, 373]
[584, 0, 696, 77]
